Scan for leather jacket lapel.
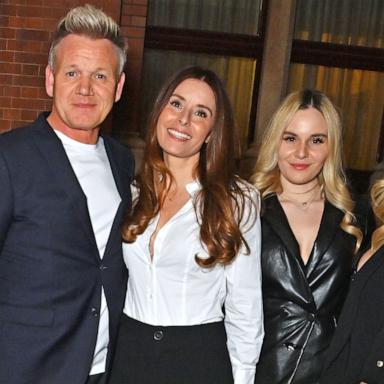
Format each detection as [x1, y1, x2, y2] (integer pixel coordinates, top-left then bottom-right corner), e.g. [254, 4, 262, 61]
[305, 202, 345, 278]
[262, 194, 318, 312]
[263, 194, 301, 262]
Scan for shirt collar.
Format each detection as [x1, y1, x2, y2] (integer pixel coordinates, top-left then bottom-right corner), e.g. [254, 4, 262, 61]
[185, 180, 201, 196]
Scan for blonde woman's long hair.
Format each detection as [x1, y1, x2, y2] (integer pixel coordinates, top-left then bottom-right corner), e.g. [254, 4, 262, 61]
[252, 89, 362, 251]
[370, 179, 384, 253]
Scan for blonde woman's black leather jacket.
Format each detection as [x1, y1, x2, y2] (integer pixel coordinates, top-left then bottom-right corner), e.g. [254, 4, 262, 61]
[255, 194, 357, 384]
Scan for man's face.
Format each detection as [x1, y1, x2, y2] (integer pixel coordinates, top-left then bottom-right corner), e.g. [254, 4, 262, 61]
[45, 34, 125, 143]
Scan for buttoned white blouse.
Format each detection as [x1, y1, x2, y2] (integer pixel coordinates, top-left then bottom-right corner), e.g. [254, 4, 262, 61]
[122, 180, 264, 384]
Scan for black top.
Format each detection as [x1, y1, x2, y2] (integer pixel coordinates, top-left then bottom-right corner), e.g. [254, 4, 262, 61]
[321, 245, 384, 384]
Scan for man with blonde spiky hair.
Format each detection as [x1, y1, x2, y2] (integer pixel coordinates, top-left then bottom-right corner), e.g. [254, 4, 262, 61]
[0, 5, 134, 384]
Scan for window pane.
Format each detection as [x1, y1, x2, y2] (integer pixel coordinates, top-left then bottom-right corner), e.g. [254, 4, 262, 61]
[288, 63, 384, 171]
[294, 0, 384, 48]
[139, 49, 256, 151]
[147, 0, 262, 36]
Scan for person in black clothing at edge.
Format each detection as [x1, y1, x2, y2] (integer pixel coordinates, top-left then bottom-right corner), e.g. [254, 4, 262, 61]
[252, 89, 363, 384]
[321, 177, 384, 384]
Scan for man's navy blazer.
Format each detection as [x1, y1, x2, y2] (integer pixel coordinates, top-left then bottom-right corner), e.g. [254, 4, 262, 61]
[0, 113, 134, 384]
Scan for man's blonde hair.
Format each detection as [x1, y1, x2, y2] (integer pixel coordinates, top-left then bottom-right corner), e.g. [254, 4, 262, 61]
[48, 4, 127, 74]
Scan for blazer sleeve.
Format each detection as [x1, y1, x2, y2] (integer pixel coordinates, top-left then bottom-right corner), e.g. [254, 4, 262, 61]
[0, 150, 14, 252]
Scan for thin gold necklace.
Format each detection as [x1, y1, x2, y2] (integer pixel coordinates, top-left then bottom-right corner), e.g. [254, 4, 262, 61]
[279, 185, 322, 211]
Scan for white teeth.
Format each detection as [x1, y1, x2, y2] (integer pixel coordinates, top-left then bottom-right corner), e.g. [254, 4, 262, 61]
[168, 128, 191, 140]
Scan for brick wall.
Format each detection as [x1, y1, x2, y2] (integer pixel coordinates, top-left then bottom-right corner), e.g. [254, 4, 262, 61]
[0, 0, 147, 134]
[113, 0, 148, 139]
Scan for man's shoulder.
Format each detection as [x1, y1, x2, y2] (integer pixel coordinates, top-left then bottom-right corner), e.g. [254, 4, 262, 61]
[0, 114, 48, 145]
[0, 125, 35, 153]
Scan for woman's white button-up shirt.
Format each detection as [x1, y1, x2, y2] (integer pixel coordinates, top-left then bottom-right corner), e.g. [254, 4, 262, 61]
[122, 180, 264, 384]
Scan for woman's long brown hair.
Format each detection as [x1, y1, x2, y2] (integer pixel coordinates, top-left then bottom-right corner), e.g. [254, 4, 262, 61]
[121, 66, 255, 267]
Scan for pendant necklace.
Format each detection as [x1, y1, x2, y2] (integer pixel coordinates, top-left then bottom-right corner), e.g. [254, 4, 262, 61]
[279, 184, 322, 211]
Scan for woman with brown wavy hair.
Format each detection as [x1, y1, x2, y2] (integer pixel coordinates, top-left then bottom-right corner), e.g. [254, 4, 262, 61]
[109, 66, 263, 384]
[321, 178, 384, 384]
[252, 89, 362, 384]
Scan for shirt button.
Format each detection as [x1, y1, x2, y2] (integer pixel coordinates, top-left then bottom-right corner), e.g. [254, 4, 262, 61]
[377, 360, 384, 368]
[91, 308, 99, 318]
[153, 330, 163, 341]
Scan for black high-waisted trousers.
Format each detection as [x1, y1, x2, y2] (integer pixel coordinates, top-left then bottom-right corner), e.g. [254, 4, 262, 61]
[108, 314, 233, 384]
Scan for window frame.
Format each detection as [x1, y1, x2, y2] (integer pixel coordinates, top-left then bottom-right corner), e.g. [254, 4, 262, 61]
[143, 0, 384, 158]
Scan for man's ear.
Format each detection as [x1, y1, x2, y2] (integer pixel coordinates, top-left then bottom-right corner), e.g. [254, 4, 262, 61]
[45, 65, 54, 97]
[114, 72, 125, 102]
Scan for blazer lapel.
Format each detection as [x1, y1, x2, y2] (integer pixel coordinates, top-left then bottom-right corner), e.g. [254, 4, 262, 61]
[103, 136, 124, 199]
[31, 116, 98, 250]
[102, 136, 133, 260]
